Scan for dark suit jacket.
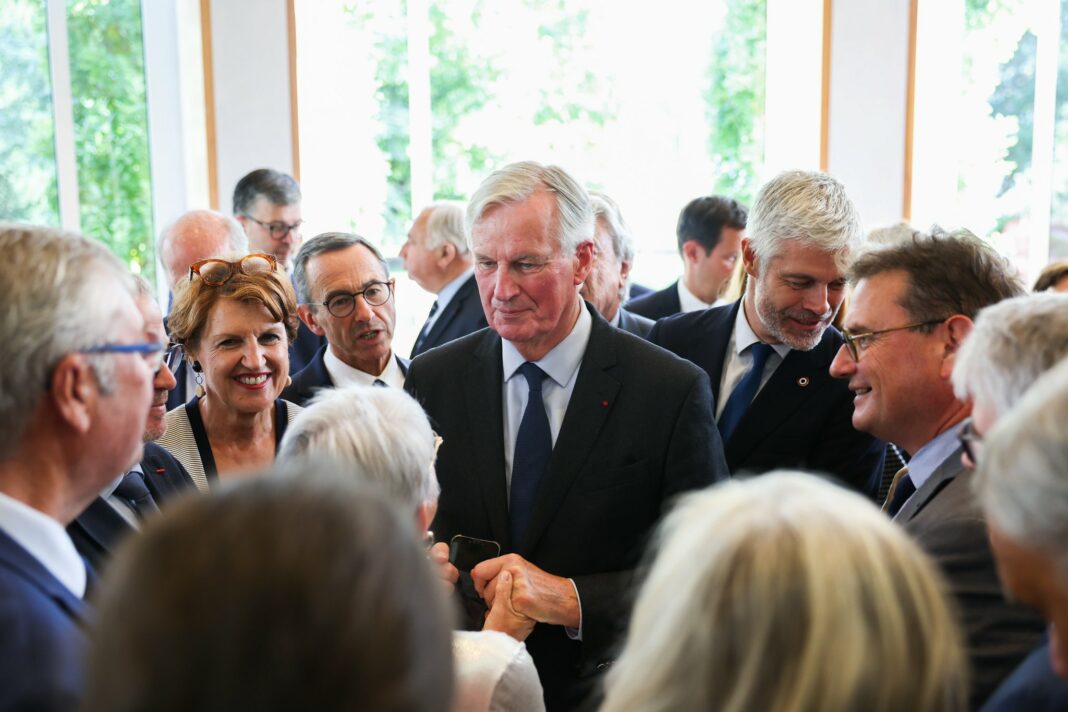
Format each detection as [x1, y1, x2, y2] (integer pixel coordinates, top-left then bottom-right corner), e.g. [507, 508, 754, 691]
[624, 280, 681, 320]
[0, 528, 88, 711]
[410, 274, 488, 358]
[405, 304, 728, 710]
[897, 448, 1046, 708]
[68, 443, 195, 574]
[282, 345, 412, 406]
[615, 308, 654, 339]
[980, 637, 1068, 712]
[627, 282, 652, 300]
[649, 301, 885, 496]
[165, 359, 188, 412]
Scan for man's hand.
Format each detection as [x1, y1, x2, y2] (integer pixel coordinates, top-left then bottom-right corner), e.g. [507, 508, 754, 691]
[482, 570, 537, 641]
[428, 541, 459, 593]
[472, 554, 580, 629]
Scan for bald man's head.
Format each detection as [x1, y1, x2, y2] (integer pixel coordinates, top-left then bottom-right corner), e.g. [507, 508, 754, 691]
[158, 210, 248, 289]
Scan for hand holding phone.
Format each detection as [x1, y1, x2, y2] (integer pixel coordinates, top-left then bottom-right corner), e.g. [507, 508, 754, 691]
[448, 534, 501, 572]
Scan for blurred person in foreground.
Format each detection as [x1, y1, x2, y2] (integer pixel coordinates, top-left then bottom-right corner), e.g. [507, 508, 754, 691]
[278, 384, 545, 712]
[82, 469, 453, 712]
[156, 253, 302, 490]
[0, 223, 157, 711]
[1032, 258, 1068, 293]
[601, 472, 969, 712]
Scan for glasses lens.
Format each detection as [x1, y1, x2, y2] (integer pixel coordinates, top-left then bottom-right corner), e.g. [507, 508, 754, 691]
[242, 255, 274, 274]
[164, 344, 184, 372]
[198, 261, 232, 285]
[363, 283, 390, 306]
[326, 294, 356, 318]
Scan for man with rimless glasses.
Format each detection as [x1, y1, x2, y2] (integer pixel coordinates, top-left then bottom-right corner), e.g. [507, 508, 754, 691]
[829, 228, 1039, 708]
[283, 233, 408, 406]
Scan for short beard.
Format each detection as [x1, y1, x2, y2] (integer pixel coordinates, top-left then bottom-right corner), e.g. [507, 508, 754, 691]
[754, 276, 834, 351]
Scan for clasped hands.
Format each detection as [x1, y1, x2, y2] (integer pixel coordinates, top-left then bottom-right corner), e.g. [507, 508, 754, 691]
[429, 543, 580, 641]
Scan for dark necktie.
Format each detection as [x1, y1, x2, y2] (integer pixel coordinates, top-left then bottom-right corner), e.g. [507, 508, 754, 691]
[510, 363, 551, 548]
[885, 467, 916, 517]
[113, 470, 159, 520]
[718, 342, 775, 441]
[372, 379, 388, 388]
[412, 301, 440, 356]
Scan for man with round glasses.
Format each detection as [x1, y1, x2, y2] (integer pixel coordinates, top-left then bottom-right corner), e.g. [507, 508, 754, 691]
[829, 227, 1037, 708]
[234, 168, 304, 269]
[284, 232, 408, 405]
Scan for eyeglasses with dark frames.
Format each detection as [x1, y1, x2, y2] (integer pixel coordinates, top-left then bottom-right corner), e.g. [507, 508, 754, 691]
[958, 418, 983, 466]
[189, 253, 278, 287]
[306, 280, 395, 318]
[83, 342, 166, 372]
[840, 319, 948, 361]
[242, 215, 303, 240]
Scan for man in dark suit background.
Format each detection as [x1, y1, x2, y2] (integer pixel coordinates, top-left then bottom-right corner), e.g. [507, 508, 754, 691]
[830, 229, 1036, 707]
[69, 278, 195, 573]
[402, 202, 488, 357]
[405, 162, 728, 710]
[0, 224, 157, 711]
[626, 194, 746, 320]
[283, 233, 409, 406]
[580, 191, 654, 338]
[650, 171, 884, 495]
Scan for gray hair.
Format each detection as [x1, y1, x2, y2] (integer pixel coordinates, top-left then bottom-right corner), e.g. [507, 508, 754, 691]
[952, 293, 1068, 417]
[747, 170, 862, 270]
[0, 223, 135, 458]
[156, 210, 248, 267]
[422, 202, 468, 255]
[867, 221, 920, 247]
[276, 385, 440, 511]
[590, 191, 635, 302]
[466, 161, 594, 255]
[974, 358, 1068, 575]
[232, 168, 301, 215]
[603, 471, 968, 712]
[291, 232, 389, 305]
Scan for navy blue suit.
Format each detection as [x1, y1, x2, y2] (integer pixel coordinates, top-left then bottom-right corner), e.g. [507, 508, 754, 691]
[649, 300, 885, 497]
[68, 443, 195, 574]
[624, 280, 681, 321]
[0, 528, 88, 711]
[410, 274, 488, 358]
[980, 637, 1068, 711]
[281, 345, 411, 406]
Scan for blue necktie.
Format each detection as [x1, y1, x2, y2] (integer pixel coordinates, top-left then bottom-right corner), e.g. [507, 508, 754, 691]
[718, 342, 774, 441]
[510, 363, 551, 548]
[114, 470, 159, 520]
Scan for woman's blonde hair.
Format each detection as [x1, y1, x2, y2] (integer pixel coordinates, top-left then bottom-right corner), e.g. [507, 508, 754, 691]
[167, 252, 299, 349]
[602, 472, 968, 712]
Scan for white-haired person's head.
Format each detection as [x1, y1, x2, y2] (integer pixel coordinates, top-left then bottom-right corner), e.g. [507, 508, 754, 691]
[602, 472, 968, 712]
[972, 359, 1068, 678]
[952, 292, 1068, 433]
[276, 384, 440, 531]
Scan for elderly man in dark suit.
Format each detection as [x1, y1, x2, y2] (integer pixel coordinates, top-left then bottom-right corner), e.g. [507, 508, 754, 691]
[283, 233, 409, 406]
[405, 162, 728, 711]
[402, 202, 488, 357]
[69, 278, 195, 574]
[830, 228, 1038, 708]
[0, 223, 159, 711]
[650, 171, 884, 495]
[579, 192, 654, 338]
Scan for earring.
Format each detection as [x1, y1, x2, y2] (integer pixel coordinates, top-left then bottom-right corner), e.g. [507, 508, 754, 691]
[194, 368, 205, 399]
[191, 361, 203, 372]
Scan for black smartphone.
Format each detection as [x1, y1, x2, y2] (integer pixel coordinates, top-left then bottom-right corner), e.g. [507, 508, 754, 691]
[448, 534, 501, 572]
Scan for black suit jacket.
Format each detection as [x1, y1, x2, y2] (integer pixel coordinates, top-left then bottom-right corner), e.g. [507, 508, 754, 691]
[624, 280, 681, 320]
[615, 308, 654, 339]
[649, 300, 885, 496]
[68, 443, 195, 574]
[165, 360, 188, 412]
[281, 345, 412, 406]
[411, 274, 488, 358]
[405, 304, 728, 710]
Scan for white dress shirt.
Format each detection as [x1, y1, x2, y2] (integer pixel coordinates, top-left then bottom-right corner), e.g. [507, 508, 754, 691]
[717, 301, 791, 418]
[324, 348, 405, 388]
[0, 491, 86, 597]
[423, 268, 474, 336]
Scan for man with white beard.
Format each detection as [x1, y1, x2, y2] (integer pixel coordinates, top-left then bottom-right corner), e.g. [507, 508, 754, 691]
[650, 170, 885, 496]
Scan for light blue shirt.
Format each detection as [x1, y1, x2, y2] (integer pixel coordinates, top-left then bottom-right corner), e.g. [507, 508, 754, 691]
[905, 426, 962, 492]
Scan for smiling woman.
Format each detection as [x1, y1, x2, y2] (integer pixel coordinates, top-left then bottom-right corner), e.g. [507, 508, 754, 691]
[156, 254, 302, 491]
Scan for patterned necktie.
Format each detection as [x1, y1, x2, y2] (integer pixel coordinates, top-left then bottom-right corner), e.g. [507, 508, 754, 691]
[114, 470, 159, 520]
[718, 342, 775, 441]
[884, 466, 915, 517]
[412, 301, 440, 355]
[509, 363, 551, 548]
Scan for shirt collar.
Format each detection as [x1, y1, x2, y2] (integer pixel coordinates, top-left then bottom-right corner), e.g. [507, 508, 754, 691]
[677, 279, 713, 312]
[503, 303, 592, 388]
[0, 491, 86, 597]
[324, 348, 403, 388]
[907, 426, 963, 490]
[436, 267, 474, 309]
[733, 300, 792, 359]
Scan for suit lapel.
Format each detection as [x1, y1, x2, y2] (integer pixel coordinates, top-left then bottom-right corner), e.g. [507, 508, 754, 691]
[895, 446, 965, 523]
[461, 331, 510, 548]
[520, 309, 620, 557]
[703, 302, 740, 408]
[0, 529, 88, 622]
[71, 498, 134, 556]
[425, 276, 476, 347]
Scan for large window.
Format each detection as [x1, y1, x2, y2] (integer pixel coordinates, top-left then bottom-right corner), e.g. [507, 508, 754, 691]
[0, 0, 157, 283]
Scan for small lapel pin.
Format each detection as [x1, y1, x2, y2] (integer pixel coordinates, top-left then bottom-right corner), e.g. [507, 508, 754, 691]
[797, 377, 810, 387]
[601, 400, 609, 407]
